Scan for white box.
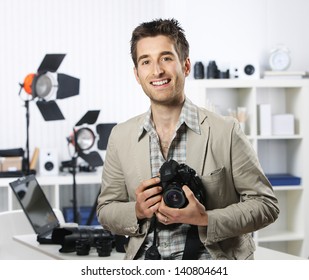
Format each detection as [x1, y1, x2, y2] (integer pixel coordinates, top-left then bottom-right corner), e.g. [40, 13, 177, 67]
[258, 104, 272, 136]
[272, 114, 294, 135]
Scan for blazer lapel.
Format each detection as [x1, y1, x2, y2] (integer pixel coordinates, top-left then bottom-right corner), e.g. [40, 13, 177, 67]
[132, 118, 152, 182]
[186, 109, 209, 176]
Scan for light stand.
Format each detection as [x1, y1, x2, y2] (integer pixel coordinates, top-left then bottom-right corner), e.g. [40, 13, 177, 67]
[66, 110, 104, 224]
[71, 156, 79, 223]
[24, 100, 30, 174]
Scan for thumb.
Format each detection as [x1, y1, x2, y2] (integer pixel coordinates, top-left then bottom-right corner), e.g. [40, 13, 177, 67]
[182, 185, 196, 202]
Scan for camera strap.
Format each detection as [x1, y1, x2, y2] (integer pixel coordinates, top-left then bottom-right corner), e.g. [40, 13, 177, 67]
[145, 217, 203, 260]
[182, 225, 203, 260]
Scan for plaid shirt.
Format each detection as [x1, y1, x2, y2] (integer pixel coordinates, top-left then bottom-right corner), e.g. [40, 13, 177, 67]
[136, 98, 211, 260]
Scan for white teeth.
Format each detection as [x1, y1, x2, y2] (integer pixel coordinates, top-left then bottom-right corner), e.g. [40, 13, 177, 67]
[152, 79, 168, 86]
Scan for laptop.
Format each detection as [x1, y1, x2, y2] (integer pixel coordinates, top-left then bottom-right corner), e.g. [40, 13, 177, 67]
[9, 174, 63, 244]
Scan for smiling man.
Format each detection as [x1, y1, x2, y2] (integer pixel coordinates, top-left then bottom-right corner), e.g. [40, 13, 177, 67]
[97, 18, 279, 260]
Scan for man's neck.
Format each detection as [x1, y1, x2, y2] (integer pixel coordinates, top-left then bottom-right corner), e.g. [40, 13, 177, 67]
[150, 99, 184, 159]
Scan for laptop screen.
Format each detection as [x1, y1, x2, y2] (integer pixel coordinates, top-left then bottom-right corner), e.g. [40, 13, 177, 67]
[9, 174, 60, 236]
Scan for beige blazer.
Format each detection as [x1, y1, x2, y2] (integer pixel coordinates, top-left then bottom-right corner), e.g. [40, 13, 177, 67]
[97, 105, 279, 260]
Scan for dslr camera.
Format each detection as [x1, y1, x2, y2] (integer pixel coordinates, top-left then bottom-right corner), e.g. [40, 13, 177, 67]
[158, 159, 205, 208]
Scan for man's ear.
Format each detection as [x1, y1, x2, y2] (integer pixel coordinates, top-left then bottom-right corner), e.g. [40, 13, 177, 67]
[184, 57, 191, 77]
[134, 67, 141, 84]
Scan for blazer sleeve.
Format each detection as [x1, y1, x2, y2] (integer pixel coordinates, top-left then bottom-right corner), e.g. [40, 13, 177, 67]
[199, 120, 280, 245]
[96, 124, 144, 236]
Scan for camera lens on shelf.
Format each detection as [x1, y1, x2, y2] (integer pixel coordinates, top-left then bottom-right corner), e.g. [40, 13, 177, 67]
[207, 61, 219, 79]
[193, 62, 205, 79]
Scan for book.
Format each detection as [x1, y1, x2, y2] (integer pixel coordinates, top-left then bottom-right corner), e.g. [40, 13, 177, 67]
[266, 173, 301, 186]
[263, 71, 308, 79]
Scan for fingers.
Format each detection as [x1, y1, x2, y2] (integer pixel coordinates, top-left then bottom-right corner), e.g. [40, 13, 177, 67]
[156, 210, 170, 224]
[135, 177, 162, 220]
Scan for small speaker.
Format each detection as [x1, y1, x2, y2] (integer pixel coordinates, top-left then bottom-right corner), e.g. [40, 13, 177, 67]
[230, 61, 260, 79]
[39, 149, 59, 176]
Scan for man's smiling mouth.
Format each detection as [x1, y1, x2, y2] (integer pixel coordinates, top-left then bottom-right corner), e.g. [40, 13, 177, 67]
[151, 79, 170, 86]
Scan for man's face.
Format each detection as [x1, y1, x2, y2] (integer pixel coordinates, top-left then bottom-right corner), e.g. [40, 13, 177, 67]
[134, 35, 190, 106]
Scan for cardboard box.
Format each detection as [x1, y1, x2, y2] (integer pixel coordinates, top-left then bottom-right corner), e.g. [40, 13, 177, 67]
[1, 156, 22, 172]
[272, 114, 294, 135]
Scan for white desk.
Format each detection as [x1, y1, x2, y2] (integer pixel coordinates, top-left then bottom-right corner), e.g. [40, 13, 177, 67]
[13, 234, 304, 260]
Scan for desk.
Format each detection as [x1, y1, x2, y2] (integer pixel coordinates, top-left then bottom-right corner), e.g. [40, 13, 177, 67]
[13, 234, 304, 260]
[13, 234, 125, 260]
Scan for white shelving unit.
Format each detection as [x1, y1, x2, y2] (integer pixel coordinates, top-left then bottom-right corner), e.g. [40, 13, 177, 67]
[185, 78, 309, 258]
[0, 168, 102, 215]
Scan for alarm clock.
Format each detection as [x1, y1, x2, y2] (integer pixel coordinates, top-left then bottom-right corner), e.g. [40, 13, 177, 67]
[269, 45, 291, 71]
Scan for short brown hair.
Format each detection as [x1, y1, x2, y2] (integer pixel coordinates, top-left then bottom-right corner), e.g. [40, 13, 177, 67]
[130, 18, 189, 67]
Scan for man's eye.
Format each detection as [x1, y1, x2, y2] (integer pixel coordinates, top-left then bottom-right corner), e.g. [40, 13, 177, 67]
[141, 60, 149, 65]
[162, 56, 172, 61]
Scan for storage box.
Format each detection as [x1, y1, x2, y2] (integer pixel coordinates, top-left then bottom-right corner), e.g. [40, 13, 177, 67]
[0, 156, 22, 172]
[272, 114, 294, 135]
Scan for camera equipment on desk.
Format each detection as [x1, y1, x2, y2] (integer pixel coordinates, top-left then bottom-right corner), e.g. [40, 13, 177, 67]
[60, 159, 97, 173]
[52, 226, 114, 257]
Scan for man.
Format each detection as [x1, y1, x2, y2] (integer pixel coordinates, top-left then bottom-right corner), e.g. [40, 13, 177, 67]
[97, 18, 279, 260]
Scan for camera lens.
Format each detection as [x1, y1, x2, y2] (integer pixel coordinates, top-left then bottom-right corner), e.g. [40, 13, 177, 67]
[163, 185, 186, 208]
[96, 239, 113, 257]
[244, 64, 255, 75]
[75, 239, 91, 255]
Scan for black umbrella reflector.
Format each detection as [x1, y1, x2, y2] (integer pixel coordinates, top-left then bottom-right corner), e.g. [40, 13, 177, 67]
[75, 110, 100, 126]
[37, 54, 66, 73]
[36, 100, 65, 121]
[96, 123, 117, 150]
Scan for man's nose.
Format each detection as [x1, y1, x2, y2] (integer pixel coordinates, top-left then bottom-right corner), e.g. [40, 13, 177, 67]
[153, 62, 164, 76]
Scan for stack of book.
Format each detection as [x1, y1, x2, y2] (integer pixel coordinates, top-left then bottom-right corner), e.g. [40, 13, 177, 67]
[263, 71, 308, 79]
[266, 174, 301, 186]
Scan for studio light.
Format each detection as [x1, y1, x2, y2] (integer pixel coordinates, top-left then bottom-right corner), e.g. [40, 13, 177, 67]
[75, 128, 96, 151]
[64, 110, 117, 224]
[66, 110, 102, 224]
[67, 110, 104, 168]
[18, 54, 80, 174]
[19, 54, 80, 121]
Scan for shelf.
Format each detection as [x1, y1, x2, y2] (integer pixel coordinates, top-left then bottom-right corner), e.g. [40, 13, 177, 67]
[258, 230, 304, 243]
[185, 78, 308, 258]
[272, 186, 303, 191]
[257, 135, 303, 140]
[187, 78, 309, 88]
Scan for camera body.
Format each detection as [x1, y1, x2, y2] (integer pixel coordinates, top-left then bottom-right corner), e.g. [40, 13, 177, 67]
[159, 159, 205, 208]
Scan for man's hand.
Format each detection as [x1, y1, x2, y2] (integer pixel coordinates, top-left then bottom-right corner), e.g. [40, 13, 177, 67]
[156, 185, 208, 226]
[135, 177, 162, 220]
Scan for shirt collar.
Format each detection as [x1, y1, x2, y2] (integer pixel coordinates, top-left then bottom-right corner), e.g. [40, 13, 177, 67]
[138, 97, 201, 140]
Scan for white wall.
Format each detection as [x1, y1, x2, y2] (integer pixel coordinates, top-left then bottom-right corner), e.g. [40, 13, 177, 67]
[1, 0, 309, 163]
